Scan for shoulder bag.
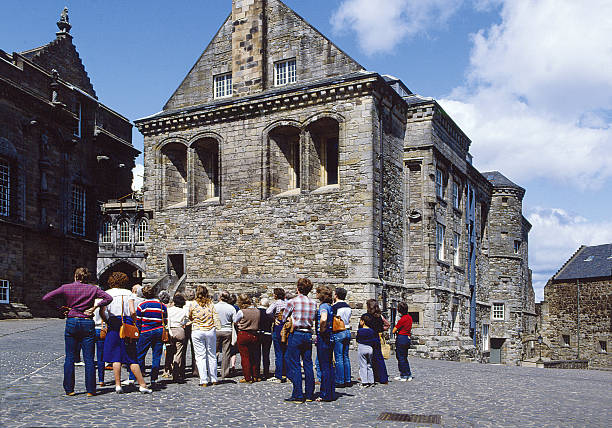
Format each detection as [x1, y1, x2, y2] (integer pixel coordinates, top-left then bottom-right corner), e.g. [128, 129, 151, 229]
[379, 333, 391, 359]
[99, 321, 107, 340]
[119, 296, 140, 340]
[161, 303, 170, 343]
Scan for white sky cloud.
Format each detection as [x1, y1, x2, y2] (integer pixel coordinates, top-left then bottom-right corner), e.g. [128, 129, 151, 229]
[132, 163, 144, 192]
[526, 207, 612, 301]
[331, 0, 462, 55]
[441, 0, 612, 188]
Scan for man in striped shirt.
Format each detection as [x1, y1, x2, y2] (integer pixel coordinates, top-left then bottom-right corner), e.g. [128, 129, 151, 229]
[135, 285, 168, 384]
[282, 278, 316, 403]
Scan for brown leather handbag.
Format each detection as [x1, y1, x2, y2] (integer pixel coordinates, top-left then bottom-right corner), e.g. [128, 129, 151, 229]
[119, 296, 140, 340]
[332, 315, 346, 333]
[280, 318, 293, 344]
[161, 305, 170, 343]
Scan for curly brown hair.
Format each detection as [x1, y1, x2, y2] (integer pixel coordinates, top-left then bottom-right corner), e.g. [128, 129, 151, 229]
[297, 277, 313, 296]
[237, 293, 252, 309]
[195, 285, 211, 307]
[316, 285, 333, 304]
[107, 272, 129, 289]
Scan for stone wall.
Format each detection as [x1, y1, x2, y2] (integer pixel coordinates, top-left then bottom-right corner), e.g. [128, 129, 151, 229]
[540, 278, 611, 368]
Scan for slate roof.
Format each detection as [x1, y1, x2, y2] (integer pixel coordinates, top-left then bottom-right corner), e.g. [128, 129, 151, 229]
[554, 244, 612, 281]
[481, 171, 525, 191]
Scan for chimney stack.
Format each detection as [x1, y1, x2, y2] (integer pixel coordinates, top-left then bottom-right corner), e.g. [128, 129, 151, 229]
[232, 0, 266, 97]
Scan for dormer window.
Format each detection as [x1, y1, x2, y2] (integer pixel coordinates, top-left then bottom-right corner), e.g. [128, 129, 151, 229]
[274, 59, 297, 86]
[584, 256, 594, 262]
[214, 73, 233, 99]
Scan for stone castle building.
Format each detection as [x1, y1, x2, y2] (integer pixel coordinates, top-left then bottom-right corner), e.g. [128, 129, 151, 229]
[0, 9, 138, 317]
[538, 244, 611, 368]
[135, 0, 535, 364]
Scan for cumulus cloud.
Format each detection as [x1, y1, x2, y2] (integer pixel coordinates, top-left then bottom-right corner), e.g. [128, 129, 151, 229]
[526, 207, 612, 301]
[132, 163, 144, 192]
[441, 0, 612, 188]
[331, 0, 463, 55]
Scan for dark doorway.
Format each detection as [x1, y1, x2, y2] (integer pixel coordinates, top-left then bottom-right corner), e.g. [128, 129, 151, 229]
[167, 254, 185, 278]
[490, 338, 505, 364]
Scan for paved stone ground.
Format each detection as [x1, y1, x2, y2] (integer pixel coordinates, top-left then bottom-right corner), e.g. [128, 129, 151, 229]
[1, 319, 611, 428]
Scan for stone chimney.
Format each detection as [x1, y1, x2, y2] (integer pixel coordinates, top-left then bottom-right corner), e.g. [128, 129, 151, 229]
[232, 0, 266, 97]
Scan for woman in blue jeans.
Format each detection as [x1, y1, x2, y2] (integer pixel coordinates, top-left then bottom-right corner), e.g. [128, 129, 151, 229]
[266, 288, 287, 382]
[392, 302, 413, 381]
[135, 284, 168, 386]
[315, 285, 336, 402]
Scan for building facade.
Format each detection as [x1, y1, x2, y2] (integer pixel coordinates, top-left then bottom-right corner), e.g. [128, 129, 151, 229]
[0, 9, 138, 317]
[538, 244, 611, 368]
[135, 0, 534, 364]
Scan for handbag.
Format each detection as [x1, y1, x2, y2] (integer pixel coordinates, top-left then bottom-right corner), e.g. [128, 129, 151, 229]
[379, 333, 391, 359]
[280, 317, 294, 344]
[332, 315, 346, 333]
[161, 304, 170, 343]
[231, 323, 238, 346]
[119, 296, 140, 340]
[99, 322, 107, 340]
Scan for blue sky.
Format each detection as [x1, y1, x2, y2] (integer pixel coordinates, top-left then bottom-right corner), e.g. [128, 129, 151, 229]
[3, 1, 611, 301]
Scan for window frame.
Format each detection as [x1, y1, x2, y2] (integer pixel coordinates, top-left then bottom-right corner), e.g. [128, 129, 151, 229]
[562, 334, 570, 347]
[492, 302, 505, 320]
[101, 221, 112, 244]
[436, 223, 445, 261]
[453, 232, 461, 266]
[514, 240, 521, 255]
[599, 340, 607, 353]
[436, 168, 445, 199]
[71, 184, 86, 236]
[73, 102, 82, 138]
[274, 59, 297, 87]
[0, 279, 9, 304]
[482, 324, 490, 352]
[452, 181, 460, 210]
[0, 158, 9, 217]
[214, 73, 233, 99]
[118, 219, 131, 244]
[137, 218, 148, 243]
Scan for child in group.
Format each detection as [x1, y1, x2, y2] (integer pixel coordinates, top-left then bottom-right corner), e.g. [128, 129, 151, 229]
[356, 313, 378, 387]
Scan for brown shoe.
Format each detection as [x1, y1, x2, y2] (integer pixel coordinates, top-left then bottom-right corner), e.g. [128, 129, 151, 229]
[239, 378, 249, 383]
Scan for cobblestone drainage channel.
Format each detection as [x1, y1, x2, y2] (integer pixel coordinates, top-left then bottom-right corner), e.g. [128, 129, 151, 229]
[378, 413, 442, 424]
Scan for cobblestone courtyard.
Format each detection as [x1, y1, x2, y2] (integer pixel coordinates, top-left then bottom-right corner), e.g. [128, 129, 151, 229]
[1, 319, 610, 427]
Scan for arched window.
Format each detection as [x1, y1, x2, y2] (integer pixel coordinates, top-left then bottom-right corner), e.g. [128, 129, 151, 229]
[0, 158, 9, 217]
[101, 221, 112, 243]
[307, 118, 339, 188]
[137, 218, 148, 243]
[118, 220, 130, 243]
[192, 138, 220, 203]
[268, 126, 301, 195]
[160, 143, 188, 208]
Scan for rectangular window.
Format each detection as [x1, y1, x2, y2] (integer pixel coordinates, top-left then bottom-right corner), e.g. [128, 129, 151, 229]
[73, 102, 82, 137]
[453, 232, 461, 266]
[119, 221, 130, 243]
[482, 324, 490, 351]
[0, 279, 9, 303]
[408, 311, 420, 326]
[214, 73, 233, 99]
[71, 184, 86, 236]
[514, 240, 521, 254]
[452, 181, 460, 209]
[562, 334, 570, 347]
[599, 341, 607, 353]
[101, 221, 112, 243]
[274, 59, 297, 86]
[436, 223, 445, 260]
[492, 303, 504, 320]
[436, 168, 445, 199]
[0, 159, 9, 217]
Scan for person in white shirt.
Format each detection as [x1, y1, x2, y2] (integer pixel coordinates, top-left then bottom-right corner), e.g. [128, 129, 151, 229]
[93, 296, 105, 386]
[214, 291, 237, 379]
[331, 287, 352, 387]
[165, 293, 189, 381]
[182, 289, 199, 378]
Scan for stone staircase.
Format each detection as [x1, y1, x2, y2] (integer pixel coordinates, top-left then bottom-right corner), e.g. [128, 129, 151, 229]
[409, 335, 477, 362]
[0, 303, 34, 319]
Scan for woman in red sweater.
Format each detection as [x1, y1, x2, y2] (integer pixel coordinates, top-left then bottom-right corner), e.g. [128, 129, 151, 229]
[392, 302, 413, 381]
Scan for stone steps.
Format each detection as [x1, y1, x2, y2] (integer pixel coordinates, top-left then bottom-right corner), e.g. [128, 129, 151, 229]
[0, 303, 34, 319]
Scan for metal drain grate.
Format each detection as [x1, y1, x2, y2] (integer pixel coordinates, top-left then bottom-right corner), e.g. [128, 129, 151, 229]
[378, 413, 442, 424]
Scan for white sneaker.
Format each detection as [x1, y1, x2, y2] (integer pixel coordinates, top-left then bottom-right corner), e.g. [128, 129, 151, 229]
[398, 377, 407, 382]
[139, 386, 153, 394]
[75, 361, 85, 366]
[121, 379, 135, 386]
[406, 376, 413, 381]
[394, 376, 403, 381]
[267, 377, 282, 383]
[115, 386, 123, 394]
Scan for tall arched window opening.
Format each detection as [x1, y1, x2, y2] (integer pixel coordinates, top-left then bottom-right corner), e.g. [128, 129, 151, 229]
[137, 218, 148, 243]
[192, 138, 220, 203]
[307, 118, 340, 188]
[268, 126, 301, 195]
[160, 143, 188, 208]
[101, 221, 112, 243]
[0, 158, 9, 217]
[119, 220, 130, 243]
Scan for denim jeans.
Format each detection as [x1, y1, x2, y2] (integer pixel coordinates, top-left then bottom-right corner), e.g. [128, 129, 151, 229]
[332, 329, 351, 385]
[317, 339, 335, 401]
[395, 335, 412, 378]
[95, 328, 105, 383]
[286, 331, 314, 400]
[271, 325, 286, 380]
[137, 329, 164, 382]
[64, 318, 96, 394]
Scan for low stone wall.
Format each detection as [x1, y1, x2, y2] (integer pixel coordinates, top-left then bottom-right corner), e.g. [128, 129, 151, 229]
[541, 359, 589, 370]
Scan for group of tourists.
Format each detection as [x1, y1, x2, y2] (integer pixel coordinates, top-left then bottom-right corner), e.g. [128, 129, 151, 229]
[42, 268, 414, 402]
